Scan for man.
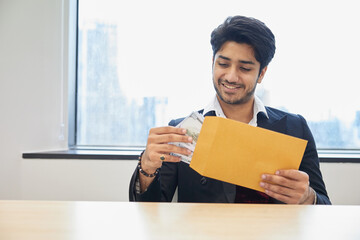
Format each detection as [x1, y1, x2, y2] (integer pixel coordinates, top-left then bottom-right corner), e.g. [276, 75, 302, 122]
[129, 16, 331, 204]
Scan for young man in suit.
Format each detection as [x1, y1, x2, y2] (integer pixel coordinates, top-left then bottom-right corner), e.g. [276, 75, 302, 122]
[129, 15, 331, 204]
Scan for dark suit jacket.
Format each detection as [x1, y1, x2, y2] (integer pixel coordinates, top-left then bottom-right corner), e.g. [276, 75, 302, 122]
[129, 107, 331, 204]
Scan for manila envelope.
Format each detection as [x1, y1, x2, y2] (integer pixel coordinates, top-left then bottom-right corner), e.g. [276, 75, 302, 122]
[189, 117, 308, 192]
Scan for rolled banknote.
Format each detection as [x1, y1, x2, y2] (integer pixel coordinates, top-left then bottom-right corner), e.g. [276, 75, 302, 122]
[171, 111, 204, 164]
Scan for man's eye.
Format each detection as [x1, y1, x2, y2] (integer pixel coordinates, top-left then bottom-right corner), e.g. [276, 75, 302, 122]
[218, 63, 228, 67]
[240, 67, 251, 71]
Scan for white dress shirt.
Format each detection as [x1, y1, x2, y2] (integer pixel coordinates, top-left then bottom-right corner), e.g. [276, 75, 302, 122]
[203, 95, 269, 127]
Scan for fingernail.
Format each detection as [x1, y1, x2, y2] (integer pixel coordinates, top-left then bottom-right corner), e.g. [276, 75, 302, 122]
[188, 137, 193, 142]
[182, 129, 187, 134]
[260, 182, 265, 187]
[261, 174, 266, 180]
[275, 171, 280, 175]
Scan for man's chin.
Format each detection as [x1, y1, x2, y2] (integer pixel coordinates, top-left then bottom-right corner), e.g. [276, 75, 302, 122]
[220, 96, 252, 105]
[218, 94, 252, 105]
[225, 99, 246, 105]
[214, 85, 254, 105]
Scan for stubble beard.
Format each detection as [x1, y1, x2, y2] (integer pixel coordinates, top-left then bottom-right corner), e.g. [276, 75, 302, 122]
[214, 79, 257, 105]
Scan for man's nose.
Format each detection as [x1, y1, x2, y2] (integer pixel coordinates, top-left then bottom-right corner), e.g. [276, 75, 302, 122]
[225, 67, 239, 82]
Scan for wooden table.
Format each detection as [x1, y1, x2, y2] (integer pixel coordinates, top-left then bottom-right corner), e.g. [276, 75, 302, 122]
[0, 201, 359, 240]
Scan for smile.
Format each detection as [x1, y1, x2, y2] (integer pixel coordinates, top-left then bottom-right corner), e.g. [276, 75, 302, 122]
[221, 82, 241, 90]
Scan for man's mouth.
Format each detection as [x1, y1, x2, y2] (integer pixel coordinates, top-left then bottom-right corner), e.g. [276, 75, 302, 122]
[222, 83, 239, 89]
[220, 81, 242, 90]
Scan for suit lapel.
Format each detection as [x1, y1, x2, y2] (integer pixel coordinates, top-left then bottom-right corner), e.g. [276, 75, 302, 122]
[203, 110, 216, 117]
[257, 108, 288, 134]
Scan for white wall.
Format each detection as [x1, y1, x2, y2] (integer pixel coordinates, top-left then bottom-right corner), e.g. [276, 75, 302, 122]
[0, 0, 137, 202]
[0, 0, 358, 204]
[320, 163, 360, 205]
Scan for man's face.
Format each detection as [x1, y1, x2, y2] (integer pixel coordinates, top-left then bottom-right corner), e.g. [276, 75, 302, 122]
[212, 41, 267, 105]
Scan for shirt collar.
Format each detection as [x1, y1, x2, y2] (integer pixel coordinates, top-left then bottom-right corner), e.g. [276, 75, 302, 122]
[203, 95, 269, 127]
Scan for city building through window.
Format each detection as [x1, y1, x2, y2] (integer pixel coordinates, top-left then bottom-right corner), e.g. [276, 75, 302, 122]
[76, 0, 360, 149]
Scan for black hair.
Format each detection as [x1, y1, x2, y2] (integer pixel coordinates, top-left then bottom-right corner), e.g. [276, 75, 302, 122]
[210, 16, 276, 71]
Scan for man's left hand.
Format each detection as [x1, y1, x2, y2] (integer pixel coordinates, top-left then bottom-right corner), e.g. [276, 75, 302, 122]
[260, 169, 315, 204]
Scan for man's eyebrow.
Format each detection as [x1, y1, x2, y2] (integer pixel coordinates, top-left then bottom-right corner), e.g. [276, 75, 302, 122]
[218, 55, 255, 65]
[218, 55, 231, 61]
[239, 60, 255, 65]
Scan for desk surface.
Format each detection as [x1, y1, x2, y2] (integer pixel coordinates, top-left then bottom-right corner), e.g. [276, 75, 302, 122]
[0, 201, 359, 240]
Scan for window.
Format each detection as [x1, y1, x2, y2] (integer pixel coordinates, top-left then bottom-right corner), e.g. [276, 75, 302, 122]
[74, 0, 360, 150]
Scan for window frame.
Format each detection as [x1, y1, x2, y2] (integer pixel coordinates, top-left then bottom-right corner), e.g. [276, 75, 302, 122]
[60, 0, 360, 163]
[67, 0, 78, 149]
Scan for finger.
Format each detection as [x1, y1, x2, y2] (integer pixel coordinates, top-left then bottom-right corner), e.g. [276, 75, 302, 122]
[260, 181, 294, 198]
[150, 143, 192, 156]
[261, 174, 297, 190]
[147, 145, 191, 162]
[149, 133, 193, 144]
[158, 153, 181, 163]
[262, 188, 298, 204]
[149, 126, 187, 135]
[260, 181, 303, 204]
[274, 169, 309, 181]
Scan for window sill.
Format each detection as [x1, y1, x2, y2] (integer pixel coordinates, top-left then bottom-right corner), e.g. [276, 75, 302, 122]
[22, 149, 142, 160]
[317, 150, 360, 163]
[22, 149, 360, 163]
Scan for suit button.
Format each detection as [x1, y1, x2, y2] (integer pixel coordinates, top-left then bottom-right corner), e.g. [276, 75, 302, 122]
[200, 177, 207, 185]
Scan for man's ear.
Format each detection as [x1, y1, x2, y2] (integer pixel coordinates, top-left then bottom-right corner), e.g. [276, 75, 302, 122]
[212, 57, 215, 72]
[257, 66, 268, 83]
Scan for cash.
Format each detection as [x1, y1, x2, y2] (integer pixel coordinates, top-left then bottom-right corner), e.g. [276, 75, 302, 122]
[171, 111, 204, 164]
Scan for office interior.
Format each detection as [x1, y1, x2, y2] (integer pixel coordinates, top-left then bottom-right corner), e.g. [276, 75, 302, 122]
[0, 0, 359, 205]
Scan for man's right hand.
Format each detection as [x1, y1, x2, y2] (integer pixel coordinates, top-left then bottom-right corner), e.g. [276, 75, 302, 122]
[139, 126, 193, 192]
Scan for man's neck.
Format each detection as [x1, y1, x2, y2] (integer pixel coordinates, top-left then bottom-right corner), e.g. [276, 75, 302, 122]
[217, 96, 254, 124]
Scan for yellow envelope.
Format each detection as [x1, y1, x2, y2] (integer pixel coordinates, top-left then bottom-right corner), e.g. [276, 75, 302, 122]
[189, 116, 308, 192]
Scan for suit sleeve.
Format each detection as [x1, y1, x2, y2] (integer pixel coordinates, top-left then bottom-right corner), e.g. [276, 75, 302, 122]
[297, 115, 331, 205]
[129, 161, 179, 202]
[129, 166, 161, 202]
[128, 120, 179, 202]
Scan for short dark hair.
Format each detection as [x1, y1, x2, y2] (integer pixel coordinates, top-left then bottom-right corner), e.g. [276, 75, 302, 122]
[210, 16, 276, 71]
